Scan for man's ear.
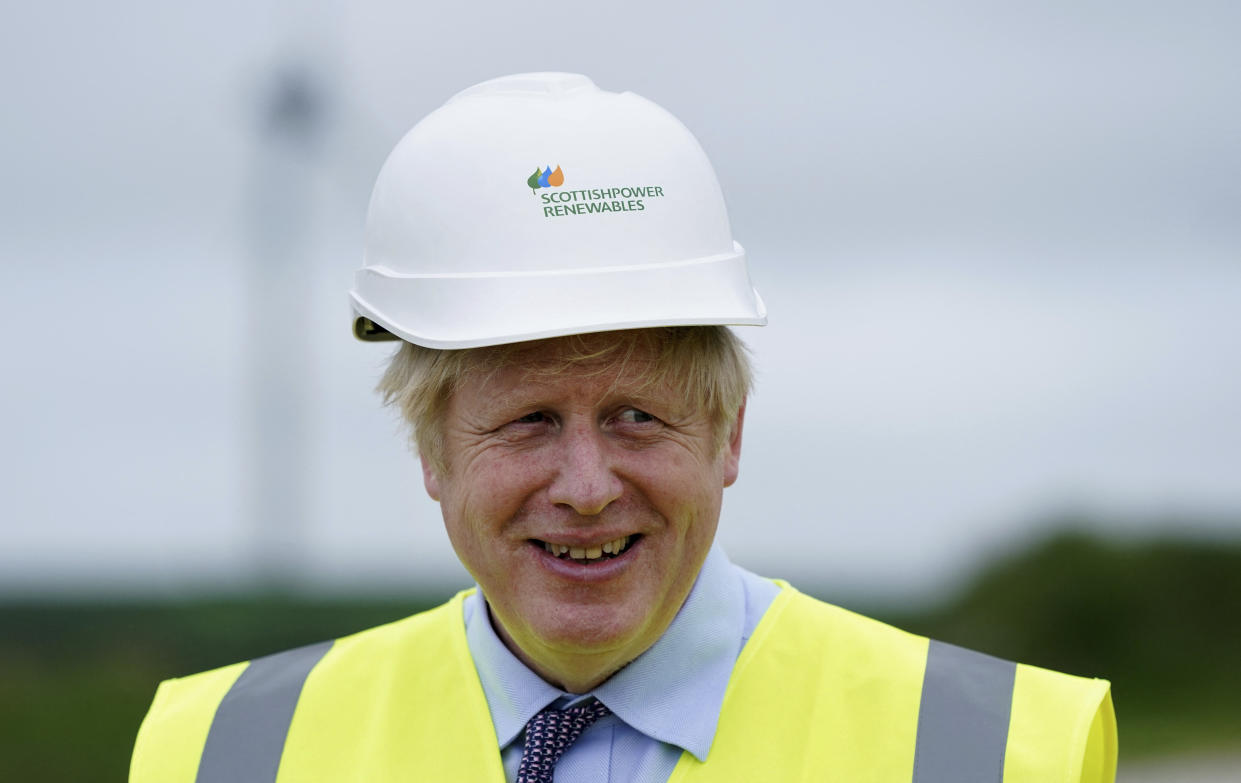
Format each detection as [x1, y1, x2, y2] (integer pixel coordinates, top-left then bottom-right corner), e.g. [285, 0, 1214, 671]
[421, 456, 441, 501]
[723, 398, 746, 488]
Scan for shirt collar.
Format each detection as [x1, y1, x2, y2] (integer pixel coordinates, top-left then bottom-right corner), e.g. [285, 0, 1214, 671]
[463, 588, 563, 749]
[464, 543, 745, 761]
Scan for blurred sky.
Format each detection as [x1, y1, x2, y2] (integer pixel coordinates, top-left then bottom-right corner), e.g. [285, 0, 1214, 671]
[2, 1, 1239, 600]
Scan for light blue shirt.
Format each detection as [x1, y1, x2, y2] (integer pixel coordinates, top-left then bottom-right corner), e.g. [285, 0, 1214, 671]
[463, 544, 780, 782]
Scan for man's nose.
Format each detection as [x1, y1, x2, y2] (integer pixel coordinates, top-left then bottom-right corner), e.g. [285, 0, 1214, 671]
[546, 424, 623, 516]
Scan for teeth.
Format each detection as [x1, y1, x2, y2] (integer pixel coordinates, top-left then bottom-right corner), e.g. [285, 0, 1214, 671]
[540, 535, 633, 561]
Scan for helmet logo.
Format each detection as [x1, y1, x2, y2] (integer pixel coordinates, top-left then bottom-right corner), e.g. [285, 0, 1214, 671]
[528, 165, 565, 192]
[526, 166, 666, 218]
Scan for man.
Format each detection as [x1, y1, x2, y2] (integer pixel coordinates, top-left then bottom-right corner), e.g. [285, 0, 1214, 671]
[131, 73, 1116, 782]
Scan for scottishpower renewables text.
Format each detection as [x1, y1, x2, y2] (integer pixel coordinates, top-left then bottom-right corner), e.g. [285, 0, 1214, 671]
[540, 186, 665, 217]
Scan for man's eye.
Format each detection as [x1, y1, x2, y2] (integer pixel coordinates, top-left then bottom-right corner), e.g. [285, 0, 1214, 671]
[617, 408, 656, 424]
[515, 411, 548, 424]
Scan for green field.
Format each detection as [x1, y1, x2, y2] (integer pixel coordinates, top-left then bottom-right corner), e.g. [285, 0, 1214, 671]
[2, 530, 1238, 781]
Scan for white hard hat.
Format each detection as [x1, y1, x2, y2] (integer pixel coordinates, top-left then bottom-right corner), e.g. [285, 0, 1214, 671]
[351, 72, 766, 348]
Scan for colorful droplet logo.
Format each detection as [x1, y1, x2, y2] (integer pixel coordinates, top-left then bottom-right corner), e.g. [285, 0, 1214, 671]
[527, 165, 564, 192]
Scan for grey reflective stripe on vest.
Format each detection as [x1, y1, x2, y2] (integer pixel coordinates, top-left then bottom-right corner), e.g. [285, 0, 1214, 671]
[913, 640, 1017, 782]
[196, 640, 334, 783]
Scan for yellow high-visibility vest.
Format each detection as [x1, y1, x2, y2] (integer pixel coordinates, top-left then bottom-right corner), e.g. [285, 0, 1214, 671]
[131, 584, 1116, 782]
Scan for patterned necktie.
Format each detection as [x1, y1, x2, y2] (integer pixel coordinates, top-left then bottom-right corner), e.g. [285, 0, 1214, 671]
[515, 700, 612, 783]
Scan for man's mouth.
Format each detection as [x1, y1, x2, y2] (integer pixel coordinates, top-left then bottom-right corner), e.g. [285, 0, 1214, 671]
[533, 535, 637, 564]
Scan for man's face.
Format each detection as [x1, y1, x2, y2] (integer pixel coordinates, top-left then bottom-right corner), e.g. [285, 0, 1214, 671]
[422, 334, 743, 685]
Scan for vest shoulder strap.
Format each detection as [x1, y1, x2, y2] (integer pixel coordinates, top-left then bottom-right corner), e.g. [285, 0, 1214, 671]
[671, 586, 931, 782]
[671, 585, 1115, 783]
[131, 591, 505, 783]
[275, 590, 503, 782]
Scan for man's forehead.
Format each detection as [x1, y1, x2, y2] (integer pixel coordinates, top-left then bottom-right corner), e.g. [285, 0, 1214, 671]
[455, 333, 675, 404]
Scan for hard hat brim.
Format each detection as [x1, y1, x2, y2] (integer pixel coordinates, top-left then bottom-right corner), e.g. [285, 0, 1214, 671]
[350, 243, 766, 349]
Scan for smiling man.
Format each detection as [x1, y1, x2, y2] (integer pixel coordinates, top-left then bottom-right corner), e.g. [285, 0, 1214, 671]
[416, 332, 745, 697]
[131, 74, 1117, 782]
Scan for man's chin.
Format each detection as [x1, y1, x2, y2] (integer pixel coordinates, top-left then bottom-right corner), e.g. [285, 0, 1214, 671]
[496, 601, 658, 666]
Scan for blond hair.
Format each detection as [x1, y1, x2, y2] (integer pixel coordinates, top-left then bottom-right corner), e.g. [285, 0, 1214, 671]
[378, 326, 752, 475]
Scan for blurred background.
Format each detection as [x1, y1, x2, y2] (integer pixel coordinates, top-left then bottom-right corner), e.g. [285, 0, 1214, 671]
[2, 1, 1238, 780]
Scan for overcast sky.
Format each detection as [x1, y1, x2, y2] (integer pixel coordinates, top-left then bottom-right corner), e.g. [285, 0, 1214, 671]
[3, 1, 1239, 600]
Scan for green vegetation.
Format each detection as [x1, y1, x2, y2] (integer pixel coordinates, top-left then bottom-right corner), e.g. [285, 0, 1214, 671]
[2, 530, 1238, 781]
